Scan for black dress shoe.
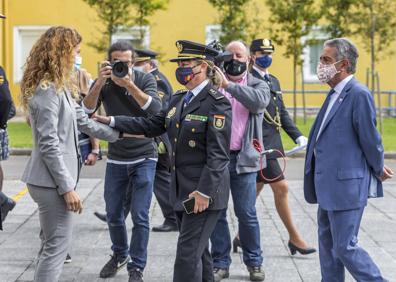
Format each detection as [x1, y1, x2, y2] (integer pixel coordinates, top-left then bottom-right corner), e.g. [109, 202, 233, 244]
[288, 241, 317, 255]
[233, 236, 241, 253]
[1, 197, 16, 222]
[152, 223, 178, 232]
[94, 211, 107, 223]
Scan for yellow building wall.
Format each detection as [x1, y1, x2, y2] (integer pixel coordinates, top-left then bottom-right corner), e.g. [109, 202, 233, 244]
[4, 0, 396, 109]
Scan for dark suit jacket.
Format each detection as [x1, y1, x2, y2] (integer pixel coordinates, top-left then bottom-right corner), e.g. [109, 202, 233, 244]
[304, 78, 384, 211]
[113, 82, 232, 212]
[251, 69, 302, 159]
[0, 67, 13, 129]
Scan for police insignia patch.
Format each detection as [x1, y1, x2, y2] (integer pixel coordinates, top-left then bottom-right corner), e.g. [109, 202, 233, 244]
[0, 75, 4, 85]
[176, 42, 183, 52]
[167, 107, 176, 118]
[213, 115, 225, 130]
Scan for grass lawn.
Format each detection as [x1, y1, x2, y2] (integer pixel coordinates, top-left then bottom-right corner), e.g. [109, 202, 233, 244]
[6, 117, 396, 151]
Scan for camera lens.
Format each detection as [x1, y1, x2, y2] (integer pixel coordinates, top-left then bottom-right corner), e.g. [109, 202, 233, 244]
[112, 61, 129, 78]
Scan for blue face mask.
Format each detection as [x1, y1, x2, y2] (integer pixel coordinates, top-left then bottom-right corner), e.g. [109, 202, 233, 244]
[74, 55, 82, 70]
[255, 55, 272, 69]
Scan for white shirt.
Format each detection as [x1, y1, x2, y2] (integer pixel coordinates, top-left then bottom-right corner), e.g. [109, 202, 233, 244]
[188, 79, 209, 103]
[252, 65, 269, 78]
[316, 75, 353, 140]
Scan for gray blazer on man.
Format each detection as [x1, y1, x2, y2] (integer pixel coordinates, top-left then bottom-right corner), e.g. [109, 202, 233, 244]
[22, 83, 119, 195]
[225, 73, 270, 174]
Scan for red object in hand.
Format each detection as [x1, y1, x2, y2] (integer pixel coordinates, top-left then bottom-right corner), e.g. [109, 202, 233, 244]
[252, 139, 286, 182]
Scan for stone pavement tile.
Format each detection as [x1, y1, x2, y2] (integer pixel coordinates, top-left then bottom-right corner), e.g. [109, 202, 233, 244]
[3, 178, 396, 282]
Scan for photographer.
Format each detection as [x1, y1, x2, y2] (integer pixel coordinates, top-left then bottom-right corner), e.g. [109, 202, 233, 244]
[210, 40, 270, 282]
[82, 40, 161, 282]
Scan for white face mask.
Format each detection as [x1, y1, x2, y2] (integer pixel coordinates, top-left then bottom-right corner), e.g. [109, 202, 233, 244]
[74, 55, 82, 70]
[316, 61, 341, 83]
[134, 66, 145, 73]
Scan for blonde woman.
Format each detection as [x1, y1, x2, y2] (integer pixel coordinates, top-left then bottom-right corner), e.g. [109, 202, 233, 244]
[20, 26, 120, 282]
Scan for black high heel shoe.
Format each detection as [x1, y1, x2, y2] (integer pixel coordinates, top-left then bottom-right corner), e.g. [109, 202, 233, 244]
[233, 237, 241, 253]
[288, 241, 316, 255]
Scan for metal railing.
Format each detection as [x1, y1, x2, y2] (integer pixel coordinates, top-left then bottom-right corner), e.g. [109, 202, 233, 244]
[282, 90, 396, 117]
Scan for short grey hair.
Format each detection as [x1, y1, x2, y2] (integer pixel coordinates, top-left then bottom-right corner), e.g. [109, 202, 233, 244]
[324, 38, 359, 74]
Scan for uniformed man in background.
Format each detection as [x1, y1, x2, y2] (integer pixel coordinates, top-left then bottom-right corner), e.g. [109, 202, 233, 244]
[0, 12, 16, 231]
[134, 49, 177, 232]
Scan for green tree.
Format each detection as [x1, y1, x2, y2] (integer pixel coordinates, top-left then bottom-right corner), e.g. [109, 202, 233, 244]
[208, 0, 253, 44]
[83, 0, 135, 53]
[83, 0, 168, 53]
[321, 0, 357, 38]
[322, 0, 396, 133]
[131, 0, 169, 45]
[266, 0, 320, 122]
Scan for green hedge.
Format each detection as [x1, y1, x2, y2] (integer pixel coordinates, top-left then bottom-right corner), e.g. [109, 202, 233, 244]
[6, 117, 396, 151]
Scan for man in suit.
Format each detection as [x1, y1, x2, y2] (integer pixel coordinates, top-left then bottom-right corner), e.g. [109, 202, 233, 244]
[304, 38, 393, 281]
[95, 40, 232, 282]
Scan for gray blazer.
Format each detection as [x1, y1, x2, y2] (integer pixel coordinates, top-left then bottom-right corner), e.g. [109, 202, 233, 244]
[22, 83, 119, 195]
[225, 73, 270, 174]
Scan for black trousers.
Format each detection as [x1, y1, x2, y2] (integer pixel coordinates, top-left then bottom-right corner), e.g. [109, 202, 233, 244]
[153, 169, 176, 225]
[173, 210, 222, 282]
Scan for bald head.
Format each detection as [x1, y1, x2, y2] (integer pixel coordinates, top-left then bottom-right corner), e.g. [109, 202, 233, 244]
[226, 41, 250, 57]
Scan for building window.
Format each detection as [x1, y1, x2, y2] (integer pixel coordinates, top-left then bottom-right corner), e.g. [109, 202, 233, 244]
[111, 26, 150, 49]
[13, 26, 49, 83]
[205, 25, 222, 45]
[302, 28, 328, 83]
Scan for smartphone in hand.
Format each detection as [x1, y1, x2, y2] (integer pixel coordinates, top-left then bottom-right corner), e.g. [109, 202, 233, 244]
[182, 197, 195, 214]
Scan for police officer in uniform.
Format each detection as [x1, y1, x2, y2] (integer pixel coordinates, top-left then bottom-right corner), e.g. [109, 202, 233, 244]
[249, 38, 316, 255]
[0, 12, 17, 231]
[96, 40, 232, 282]
[134, 49, 177, 232]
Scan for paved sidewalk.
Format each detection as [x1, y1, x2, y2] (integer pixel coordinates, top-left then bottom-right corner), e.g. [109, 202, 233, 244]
[0, 160, 396, 281]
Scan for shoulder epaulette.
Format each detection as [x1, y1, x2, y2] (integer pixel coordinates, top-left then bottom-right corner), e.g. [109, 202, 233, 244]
[174, 89, 188, 95]
[208, 88, 224, 100]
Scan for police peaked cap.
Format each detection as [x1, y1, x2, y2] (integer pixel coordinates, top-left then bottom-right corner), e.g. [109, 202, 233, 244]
[170, 40, 220, 62]
[250, 38, 275, 53]
[134, 49, 158, 62]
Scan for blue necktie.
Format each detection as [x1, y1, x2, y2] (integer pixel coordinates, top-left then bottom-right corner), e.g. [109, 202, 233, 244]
[183, 91, 194, 107]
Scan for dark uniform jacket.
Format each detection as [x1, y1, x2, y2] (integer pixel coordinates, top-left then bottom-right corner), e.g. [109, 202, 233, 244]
[113, 82, 232, 212]
[151, 68, 173, 171]
[251, 68, 302, 159]
[0, 67, 13, 129]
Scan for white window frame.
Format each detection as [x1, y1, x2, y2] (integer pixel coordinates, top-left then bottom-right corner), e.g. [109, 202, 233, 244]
[111, 26, 150, 49]
[302, 27, 328, 83]
[205, 24, 222, 45]
[13, 26, 50, 83]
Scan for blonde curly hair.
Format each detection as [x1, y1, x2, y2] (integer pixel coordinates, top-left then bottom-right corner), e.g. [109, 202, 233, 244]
[20, 26, 82, 111]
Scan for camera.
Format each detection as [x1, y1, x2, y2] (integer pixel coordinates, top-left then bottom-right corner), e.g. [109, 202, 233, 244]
[207, 40, 233, 68]
[111, 60, 129, 78]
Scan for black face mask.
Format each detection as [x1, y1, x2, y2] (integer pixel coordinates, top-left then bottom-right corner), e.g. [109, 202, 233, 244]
[224, 59, 247, 76]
